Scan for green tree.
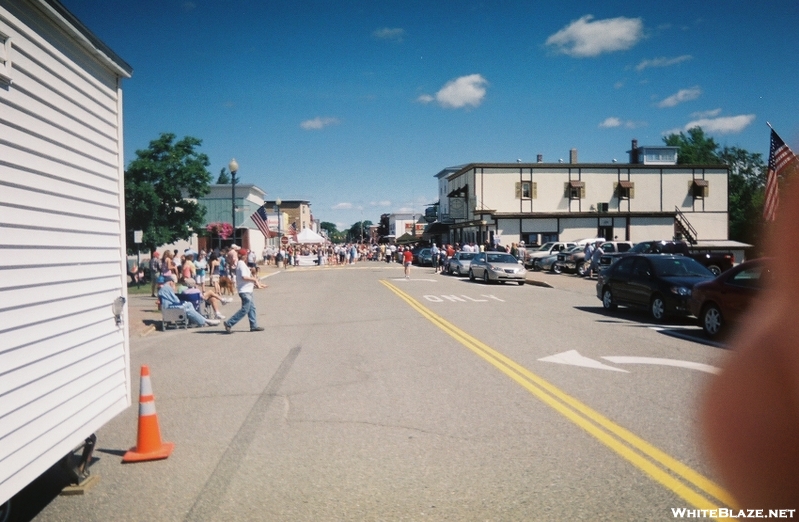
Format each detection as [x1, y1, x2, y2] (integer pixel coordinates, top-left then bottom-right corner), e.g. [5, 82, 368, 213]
[216, 167, 231, 184]
[346, 220, 373, 242]
[664, 127, 721, 164]
[320, 221, 342, 242]
[718, 146, 766, 247]
[125, 133, 212, 253]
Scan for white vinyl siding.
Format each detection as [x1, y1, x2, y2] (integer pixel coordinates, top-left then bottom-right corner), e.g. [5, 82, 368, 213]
[0, 0, 131, 504]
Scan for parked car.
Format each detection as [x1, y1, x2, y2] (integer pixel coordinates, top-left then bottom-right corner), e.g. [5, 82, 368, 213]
[552, 238, 607, 274]
[525, 242, 576, 269]
[469, 252, 528, 285]
[599, 240, 734, 275]
[447, 251, 477, 275]
[414, 248, 433, 266]
[532, 251, 563, 273]
[596, 254, 715, 320]
[573, 241, 634, 276]
[688, 258, 772, 337]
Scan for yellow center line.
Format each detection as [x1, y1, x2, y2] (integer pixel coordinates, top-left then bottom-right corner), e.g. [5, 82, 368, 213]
[380, 279, 737, 516]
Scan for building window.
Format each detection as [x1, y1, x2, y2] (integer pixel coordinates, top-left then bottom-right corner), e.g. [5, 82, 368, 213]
[691, 179, 709, 199]
[566, 180, 585, 200]
[616, 180, 634, 199]
[516, 181, 536, 199]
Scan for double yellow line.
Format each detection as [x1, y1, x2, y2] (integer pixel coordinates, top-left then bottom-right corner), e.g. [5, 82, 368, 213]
[381, 280, 736, 514]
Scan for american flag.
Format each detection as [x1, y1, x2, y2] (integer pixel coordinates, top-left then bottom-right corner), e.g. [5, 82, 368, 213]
[250, 205, 277, 238]
[288, 221, 298, 241]
[764, 128, 799, 222]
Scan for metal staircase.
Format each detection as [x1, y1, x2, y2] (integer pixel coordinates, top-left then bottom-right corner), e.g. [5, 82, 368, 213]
[674, 207, 697, 245]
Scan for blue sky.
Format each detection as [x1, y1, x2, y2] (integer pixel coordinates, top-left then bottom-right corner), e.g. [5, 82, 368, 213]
[64, 1, 799, 230]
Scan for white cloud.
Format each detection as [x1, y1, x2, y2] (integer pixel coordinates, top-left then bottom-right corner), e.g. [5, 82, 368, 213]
[658, 87, 702, 108]
[691, 108, 722, 119]
[683, 114, 756, 134]
[332, 202, 353, 210]
[599, 117, 622, 128]
[300, 117, 340, 130]
[369, 200, 391, 207]
[545, 15, 643, 57]
[372, 27, 405, 42]
[599, 117, 644, 129]
[419, 74, 488, 109]
[635, 55, 692, 71]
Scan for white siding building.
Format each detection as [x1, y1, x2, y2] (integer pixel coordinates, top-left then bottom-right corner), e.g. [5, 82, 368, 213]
[0, 0, 132, 504]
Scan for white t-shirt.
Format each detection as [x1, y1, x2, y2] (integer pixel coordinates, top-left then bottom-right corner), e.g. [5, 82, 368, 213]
[235, 259, 254, 293]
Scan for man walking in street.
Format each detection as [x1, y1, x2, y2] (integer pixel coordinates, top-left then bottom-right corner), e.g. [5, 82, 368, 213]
[223, 249, 266, 333]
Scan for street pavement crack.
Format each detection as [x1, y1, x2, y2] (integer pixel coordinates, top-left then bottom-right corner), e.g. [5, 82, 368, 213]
[183, 345, 301, 522]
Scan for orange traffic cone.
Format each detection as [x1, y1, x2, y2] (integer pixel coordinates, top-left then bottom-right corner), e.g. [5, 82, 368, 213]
[123, 365, 174, 463]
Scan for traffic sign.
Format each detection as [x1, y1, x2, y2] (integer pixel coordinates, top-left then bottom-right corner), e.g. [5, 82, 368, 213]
[281, 235, 289, 245]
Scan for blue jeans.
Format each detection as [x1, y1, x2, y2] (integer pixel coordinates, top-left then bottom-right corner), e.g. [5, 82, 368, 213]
[225, 292, 257, 329]
[170, 302, 207, 326]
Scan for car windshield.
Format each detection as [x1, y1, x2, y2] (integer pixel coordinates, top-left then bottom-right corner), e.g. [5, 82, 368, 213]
[486, 253, 518, 264]
[458, 253, 476, 260]
[649, 257, 712, 277]
[629, 242, 653, 253]
[563, 245, 583, 254]
[535, 242, 555, 251]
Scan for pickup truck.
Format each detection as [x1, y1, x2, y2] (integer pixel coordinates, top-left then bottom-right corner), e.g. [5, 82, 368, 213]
[599, 240, 734, 275]
[558, 241, 633, 275]
[524, 242, 576, 269]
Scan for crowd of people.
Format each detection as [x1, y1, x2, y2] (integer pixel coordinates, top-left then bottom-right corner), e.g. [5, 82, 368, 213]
[149, 245, 265, 332]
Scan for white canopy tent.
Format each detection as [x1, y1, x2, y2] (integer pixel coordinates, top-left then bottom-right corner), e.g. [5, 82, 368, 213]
[294, 228, 327, 244]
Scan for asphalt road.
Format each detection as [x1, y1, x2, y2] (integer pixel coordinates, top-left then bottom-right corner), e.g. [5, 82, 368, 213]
[22, 263, 732, 521]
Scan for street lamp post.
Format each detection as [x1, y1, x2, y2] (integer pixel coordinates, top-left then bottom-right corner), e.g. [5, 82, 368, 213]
[274, 198, 282, 249]
[229, 158, 238, 246]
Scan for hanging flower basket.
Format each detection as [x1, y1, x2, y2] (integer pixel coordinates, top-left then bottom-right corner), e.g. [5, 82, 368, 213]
[206, 222, 233, 239]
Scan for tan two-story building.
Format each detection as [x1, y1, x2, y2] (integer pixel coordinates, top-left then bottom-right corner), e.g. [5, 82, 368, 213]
[433, 142, 730, 250]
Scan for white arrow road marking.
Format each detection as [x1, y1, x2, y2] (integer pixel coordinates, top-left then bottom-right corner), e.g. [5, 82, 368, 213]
[601, 356, 720, 375]
[538, 350, 629, 372]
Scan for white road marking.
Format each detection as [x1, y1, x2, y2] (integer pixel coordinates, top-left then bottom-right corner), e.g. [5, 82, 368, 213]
[601, 356, 720, 375]
[538, 350, 629, 372]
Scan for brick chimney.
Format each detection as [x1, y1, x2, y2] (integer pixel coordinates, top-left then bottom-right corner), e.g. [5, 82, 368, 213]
[630, 139, 639, 164]
[569, 148, 578, 164]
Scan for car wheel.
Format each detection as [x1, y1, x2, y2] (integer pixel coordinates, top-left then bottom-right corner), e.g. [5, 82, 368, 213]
[650, 295, 666, 321]
[577, 262, 587, 277]
[517, 280, 525, 286]
[602, 288, 617, 310]
[707, 265, 722, 276]
[469, 269, 475, 281]
[702, 304, 723, 337]
[483, 271, 490, 284]
[532, 260, 541, 271]
[552, 263, 562, 274]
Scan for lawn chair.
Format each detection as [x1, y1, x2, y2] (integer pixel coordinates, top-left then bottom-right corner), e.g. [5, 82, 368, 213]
[179, 292, 214, 319]
[161, 307, 189, 330]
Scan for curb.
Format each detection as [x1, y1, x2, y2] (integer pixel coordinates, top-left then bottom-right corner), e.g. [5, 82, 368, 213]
[524, 279, 553, 288]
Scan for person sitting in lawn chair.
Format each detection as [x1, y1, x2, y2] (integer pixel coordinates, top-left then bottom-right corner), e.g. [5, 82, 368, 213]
[157, 274, 220, 327]
[178, 277, 232, 320]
